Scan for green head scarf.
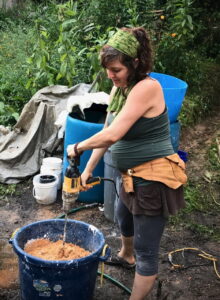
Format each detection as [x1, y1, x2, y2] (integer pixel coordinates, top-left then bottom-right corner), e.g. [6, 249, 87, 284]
[107, 29, 139, 58]
[107, 85, 134, 115]
[106, 29, 139, 115]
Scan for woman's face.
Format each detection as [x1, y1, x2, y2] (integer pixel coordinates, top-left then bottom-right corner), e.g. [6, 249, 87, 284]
[106, 60, 130, 88]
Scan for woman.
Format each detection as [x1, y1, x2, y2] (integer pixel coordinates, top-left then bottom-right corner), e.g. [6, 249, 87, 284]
[67, 27, 187, 300]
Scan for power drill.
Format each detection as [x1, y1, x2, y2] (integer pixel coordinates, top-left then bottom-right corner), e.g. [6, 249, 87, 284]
[62, 155, 101, 212]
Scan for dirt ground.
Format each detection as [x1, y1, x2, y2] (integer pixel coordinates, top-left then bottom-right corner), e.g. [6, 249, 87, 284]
[0, 110, 220, 300]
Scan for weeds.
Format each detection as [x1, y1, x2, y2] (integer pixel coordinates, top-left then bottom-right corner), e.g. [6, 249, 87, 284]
[0, 183, 17, 197]
[208, 139, 220, 173]
[170, 138, 220, 241]
[179, 95, 212, 127]
[186, 223, 220, 242]
[0, 24, 34, 125]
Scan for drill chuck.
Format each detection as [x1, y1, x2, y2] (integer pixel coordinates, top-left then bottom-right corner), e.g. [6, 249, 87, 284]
[62, 191, 79, 212]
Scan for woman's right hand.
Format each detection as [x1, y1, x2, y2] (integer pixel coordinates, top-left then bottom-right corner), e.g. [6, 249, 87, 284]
[80, 169, 93, 191]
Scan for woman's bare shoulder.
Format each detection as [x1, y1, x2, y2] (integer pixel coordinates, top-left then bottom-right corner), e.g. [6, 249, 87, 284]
[134, 77, 162, 90]
[130, 77, 162, 99]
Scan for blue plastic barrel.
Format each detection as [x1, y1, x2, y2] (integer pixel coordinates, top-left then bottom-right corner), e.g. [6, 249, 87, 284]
[10, 219, 109, 300]
[150, 72, 188, 123]
[63, 107, 106, 203]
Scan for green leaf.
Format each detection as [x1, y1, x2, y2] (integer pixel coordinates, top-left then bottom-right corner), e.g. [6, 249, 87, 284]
[60, 53, 67, 62]
[48, 75, 54, 86]
[64, 10, 76, 17]
[35, 71, 41, 80]
[25, 79, 32, 90]
[42, 49, 50, 61]
[83, 23, 95, 32]
[40, 31, 48, 38]
[188, 23, 194, 30]
[47, 66, 57, 73]
[58, 46, 65, 54]
[26, 57, 33, 64]
[70, 46, 76, 52]
[39, 39, 45, 49]
[42, 55, 46, 68]
[66, 73, 72, 86]
[0, 102, 5, 112]
[62, 19, 77, 31]
[187, 15, 192, 24]
[60, 61, 67, 76]
[77, 48, 86, 56]
[56, 73, 63, 81]
[69, 56, 75, 67]
[36, 57, 42, 69]
[12, 112, 19, 120]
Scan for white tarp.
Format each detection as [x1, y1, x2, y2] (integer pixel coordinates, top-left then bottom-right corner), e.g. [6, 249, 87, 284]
[0, 84, 109, 184]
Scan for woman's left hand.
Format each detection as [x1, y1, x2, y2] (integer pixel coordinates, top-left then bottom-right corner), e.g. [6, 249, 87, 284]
[67, 144, 79, 157]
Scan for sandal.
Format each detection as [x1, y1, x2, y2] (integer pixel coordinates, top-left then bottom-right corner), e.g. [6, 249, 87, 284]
[105, 254, 136, 269]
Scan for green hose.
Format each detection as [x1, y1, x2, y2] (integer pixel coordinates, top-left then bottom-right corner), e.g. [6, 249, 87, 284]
[97, 271, 131, 295]
[55, 203, 132, 295]
[56, 203, 99, 219]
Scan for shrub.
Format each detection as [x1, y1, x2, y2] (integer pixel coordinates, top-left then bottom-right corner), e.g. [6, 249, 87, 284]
[0, 0, 219, 127]
[0, 24, 34, 125]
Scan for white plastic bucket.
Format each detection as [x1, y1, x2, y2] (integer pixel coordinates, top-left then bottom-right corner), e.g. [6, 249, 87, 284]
[42, 157, 62, 169]
[33, 174, 58, 205]
[41, 157, 63, 190]
[40, 166, 62, 190]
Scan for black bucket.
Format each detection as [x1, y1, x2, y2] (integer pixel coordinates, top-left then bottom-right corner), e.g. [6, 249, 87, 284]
[10, 219, 110, 300]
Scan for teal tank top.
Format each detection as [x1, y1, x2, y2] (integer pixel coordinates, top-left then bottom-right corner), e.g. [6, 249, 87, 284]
[108, 108, 174, 171]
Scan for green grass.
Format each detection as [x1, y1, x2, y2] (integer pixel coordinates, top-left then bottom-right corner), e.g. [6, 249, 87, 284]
[186, 223, 220, 242]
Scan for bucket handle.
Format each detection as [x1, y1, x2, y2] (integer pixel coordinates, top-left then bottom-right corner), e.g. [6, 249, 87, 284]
[99, 244, 111, 286]
[33, 187, 36, 198]
[9, 228, 20, 244]
[99, 245, 111, 262]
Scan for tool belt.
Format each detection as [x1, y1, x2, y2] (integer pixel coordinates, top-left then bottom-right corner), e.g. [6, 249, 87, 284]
[121, 153, 187, 193]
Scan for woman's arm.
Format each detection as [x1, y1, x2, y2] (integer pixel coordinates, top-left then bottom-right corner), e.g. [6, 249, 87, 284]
[77, 87, 117, 186]
[81, 85, 117, 169]
[80, 110, 111, 186]
[80, 147, 107, 186]
[82, 110, 111, 173]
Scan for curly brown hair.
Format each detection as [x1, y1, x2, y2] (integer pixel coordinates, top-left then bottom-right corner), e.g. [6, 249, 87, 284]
[100, 27, 153, 85]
